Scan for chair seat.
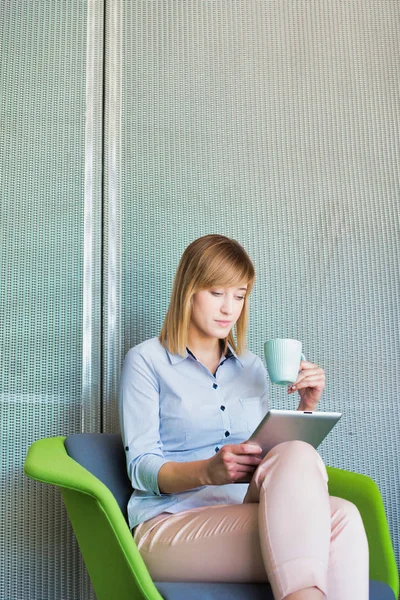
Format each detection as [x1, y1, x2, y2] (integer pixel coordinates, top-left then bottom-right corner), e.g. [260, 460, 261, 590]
[155, 580, 395, 600]
[155, 582, 272, 600]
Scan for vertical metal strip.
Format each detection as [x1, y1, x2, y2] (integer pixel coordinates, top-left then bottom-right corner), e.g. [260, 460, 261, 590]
[103, 0, 122, 431]
[82, 0, 103, 433]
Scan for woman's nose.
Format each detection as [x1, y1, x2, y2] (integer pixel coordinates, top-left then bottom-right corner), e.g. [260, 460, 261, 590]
[221, 297, 233, 314]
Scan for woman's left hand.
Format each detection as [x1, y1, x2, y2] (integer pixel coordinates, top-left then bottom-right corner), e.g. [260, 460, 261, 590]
[288, 360, 326, 411]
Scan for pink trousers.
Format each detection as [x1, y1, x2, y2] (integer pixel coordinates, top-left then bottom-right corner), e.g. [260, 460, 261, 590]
[133, 441, 369, 600]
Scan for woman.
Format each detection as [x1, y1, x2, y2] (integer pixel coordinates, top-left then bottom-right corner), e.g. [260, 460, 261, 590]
[119, 234, 368, 600]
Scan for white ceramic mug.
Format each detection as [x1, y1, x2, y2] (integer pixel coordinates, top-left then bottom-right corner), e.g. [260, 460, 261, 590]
[264, 338, 305, 385]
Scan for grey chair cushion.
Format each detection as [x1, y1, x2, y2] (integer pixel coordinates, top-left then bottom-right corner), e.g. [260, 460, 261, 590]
[156, 582, 274, 600]
[155, 580, 395, 600]
[155, 582, 273, 599]
[368, 581, 397, 600]
[64, 434, 396, 600]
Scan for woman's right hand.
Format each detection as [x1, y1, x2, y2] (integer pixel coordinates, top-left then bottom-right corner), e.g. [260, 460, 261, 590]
[205, 443, 263, 485]
[158, 444, 263, 493]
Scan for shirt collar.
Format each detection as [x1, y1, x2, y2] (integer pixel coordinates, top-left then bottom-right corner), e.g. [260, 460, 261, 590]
[165, 344, 243, 367]
[165, 349, 187, 365]
[225, 345, 244, 367]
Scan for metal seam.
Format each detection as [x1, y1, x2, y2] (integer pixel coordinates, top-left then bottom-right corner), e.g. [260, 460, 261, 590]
[82, 0, 103, 433]
[105, 0, 122, 430]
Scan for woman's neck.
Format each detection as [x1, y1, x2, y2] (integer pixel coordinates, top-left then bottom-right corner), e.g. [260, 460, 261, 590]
[187, 333, 223, 374]
[188, 338, 219, 355]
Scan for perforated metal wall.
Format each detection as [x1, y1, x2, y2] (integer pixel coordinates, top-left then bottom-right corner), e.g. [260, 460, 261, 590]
[104, 0, 400, 567]
[1, 1, 102, 598]
[2, 2, 400, 599]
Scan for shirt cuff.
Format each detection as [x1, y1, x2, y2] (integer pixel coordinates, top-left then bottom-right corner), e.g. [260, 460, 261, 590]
[130, 453, 169, 495]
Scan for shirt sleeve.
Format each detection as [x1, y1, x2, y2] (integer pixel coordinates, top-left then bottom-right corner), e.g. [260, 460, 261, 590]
[119, 347, 168, 495]
[257, 355, 270, 414]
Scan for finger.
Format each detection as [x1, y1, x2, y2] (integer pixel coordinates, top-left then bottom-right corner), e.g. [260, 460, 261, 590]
[299, 361, 324, 372]
[289, 372, 325, 388]
[225, 464, 259, 483]
[297, 366, 324, 378]
[295, 369, 325, 386]
[233, 455, 263, 466]
[290, 377, 325, 392]
[234, 443, 263, 455]
[235, 463, 260, 472]
[233, 467, 260, 482]
[288, 379, 324, 393]
[224, 454, 262, 469]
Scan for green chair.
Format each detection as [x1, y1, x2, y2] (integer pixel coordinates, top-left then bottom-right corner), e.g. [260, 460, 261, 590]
[24, 434, 399, 600]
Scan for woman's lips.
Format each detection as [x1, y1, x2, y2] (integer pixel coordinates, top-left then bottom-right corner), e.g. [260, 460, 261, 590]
[215, 320, 232, 327]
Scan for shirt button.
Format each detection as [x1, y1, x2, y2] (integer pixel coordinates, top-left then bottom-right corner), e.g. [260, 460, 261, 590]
[220, 405, 225, 411]
[215, 446, 220, 453]
[225, 431, 230, 437]
[125, 446, 129, 451]
[213, 383, 218, 389]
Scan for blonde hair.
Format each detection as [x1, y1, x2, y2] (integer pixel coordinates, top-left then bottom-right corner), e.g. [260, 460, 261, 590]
[159, 234, 255, 356]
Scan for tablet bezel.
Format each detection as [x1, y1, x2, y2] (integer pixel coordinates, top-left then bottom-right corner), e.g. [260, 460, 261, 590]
[247, 409, 342, 457]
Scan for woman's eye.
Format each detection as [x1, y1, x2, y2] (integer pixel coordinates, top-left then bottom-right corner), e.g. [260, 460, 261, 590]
[211, 291, 223, 297]
[235, 295, 245, 301]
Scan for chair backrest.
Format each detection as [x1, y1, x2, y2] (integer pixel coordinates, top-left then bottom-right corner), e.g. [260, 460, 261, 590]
[65, 433, 132, 521]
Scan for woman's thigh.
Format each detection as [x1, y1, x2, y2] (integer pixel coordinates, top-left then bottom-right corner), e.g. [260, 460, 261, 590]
[133, 504, 268, 582]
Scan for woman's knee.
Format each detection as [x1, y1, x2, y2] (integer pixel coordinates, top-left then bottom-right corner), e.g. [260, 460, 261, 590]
[253, 440, 328, 492]
[266, 440, 322, 464]
[330, 496, 366, 534]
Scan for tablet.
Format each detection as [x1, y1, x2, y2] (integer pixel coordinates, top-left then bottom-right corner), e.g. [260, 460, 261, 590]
[247, 409, 342, 457]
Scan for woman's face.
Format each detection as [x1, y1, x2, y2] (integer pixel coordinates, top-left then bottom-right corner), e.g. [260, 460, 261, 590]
[189, 284, 248, 342]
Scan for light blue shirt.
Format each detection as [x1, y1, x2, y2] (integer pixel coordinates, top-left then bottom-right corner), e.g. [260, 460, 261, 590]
[119, 337, 269, 529]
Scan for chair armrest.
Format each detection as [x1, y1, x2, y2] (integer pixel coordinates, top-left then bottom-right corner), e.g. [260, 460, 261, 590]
[25, 437, 162, 600]
[327, 466, 399, 598]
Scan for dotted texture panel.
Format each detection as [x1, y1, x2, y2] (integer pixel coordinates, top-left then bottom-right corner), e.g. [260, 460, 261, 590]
[1, 2, 97, 599]
[110, 0, 400, 566]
